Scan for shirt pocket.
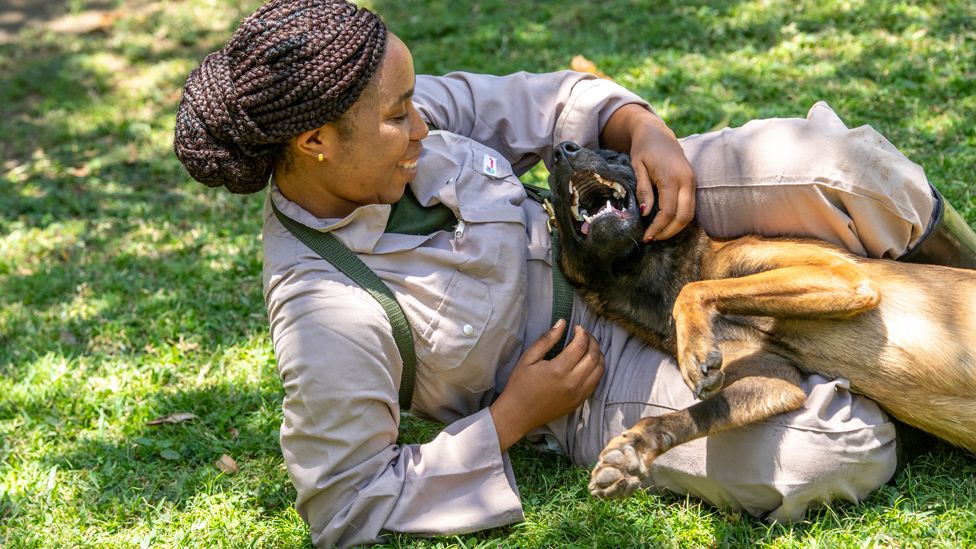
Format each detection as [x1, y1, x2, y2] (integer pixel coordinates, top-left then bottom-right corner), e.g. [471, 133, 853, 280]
[416, 271, 495, 393]
[454, 141, 528, 226]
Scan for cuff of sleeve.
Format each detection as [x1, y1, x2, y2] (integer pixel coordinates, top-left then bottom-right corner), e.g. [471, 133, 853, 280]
[554, 78, 652, 151]
[388, 407, 525, 535]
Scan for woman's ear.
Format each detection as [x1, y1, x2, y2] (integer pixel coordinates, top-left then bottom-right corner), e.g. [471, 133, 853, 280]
[294, 125, 341, 161]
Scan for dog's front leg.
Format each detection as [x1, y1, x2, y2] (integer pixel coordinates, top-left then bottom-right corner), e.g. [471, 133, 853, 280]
[673, 242, 879, 399]
[590, 352, 805, 499]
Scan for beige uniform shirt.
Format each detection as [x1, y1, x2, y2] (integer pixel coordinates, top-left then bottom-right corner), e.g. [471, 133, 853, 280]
[263, 71, 646, 547]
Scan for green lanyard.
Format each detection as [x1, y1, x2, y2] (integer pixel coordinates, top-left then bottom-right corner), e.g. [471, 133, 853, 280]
[522, 183, 574, 360]
[270, 200, 417, 411]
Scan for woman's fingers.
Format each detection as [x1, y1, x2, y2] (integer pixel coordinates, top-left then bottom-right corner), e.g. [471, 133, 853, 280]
[520, 318, 568, 365]
[637, 152, 696, 241]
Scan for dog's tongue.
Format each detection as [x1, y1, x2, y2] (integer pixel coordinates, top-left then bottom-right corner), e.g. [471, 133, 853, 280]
[581, 221, 591, 235]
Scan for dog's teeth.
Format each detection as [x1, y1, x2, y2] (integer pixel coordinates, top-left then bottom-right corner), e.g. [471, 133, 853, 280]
[612, 182, 625, 198]
[571, 204, 581, 221]
[583, 214, 593, 224]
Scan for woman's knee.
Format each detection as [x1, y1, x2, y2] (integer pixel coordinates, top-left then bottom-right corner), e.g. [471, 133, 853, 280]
[645, 376, 898, 520]
[682, 102, 935, 258]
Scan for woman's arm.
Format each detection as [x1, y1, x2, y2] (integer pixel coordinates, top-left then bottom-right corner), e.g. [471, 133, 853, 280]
[269, 280, 524, 547]
[413, 71, 645, 175]
[414, 71, 695, 239]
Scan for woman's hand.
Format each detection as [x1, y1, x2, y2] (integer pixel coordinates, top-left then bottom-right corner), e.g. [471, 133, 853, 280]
[601, 104, 697, 241]
[489, 320, 605, 452]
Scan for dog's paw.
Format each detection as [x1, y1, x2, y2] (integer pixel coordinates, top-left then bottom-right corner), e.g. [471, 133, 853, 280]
[693, 351, 725, 400]
[589, 431, 659, 500]
[679, 347, 725, 400]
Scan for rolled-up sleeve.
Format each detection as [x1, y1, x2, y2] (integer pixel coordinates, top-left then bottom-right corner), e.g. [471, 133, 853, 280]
[270, 276, 523, 548]
[414, 71, 650, 175]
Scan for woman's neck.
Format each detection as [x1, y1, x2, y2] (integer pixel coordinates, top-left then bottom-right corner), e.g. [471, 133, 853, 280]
[275, 169, 351, 220]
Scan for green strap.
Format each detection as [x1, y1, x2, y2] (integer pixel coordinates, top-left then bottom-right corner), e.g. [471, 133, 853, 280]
[523, 184, 574, 360]
[270, 200, 416, 411]
[546, 231, 574, 359]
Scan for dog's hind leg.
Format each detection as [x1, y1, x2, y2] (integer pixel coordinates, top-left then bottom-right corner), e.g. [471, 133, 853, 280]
[589, 350, 805, 500]
[675, 238, 880, 400]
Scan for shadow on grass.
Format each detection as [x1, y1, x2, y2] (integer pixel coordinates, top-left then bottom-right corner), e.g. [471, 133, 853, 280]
[0, 205, 266, 373]
[0, 1, 263, 229]
[6, 383, 290, 518]
[374, 0, 975, 153]
[0, 2, 273, 377]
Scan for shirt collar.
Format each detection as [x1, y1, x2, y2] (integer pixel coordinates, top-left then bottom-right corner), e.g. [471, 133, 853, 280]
[269, 183, 393, 252]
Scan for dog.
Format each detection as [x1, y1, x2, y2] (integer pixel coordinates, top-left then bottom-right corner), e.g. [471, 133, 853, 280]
[547, 141, 976, 500]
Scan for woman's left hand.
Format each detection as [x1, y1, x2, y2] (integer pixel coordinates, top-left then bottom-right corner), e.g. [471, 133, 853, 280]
[601, 104, 697, 241]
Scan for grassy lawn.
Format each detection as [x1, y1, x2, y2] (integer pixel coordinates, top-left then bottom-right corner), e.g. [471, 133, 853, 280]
[2, 0, 974, 547]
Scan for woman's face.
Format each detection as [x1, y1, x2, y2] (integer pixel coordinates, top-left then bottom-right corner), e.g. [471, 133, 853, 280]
[319, 34, 429, 214]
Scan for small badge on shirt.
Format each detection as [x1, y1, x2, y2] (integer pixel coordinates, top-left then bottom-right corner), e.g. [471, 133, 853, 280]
[482, 154, 498, 176]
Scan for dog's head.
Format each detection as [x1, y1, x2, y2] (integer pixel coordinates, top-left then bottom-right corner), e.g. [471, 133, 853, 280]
[549, 141, 647, 263]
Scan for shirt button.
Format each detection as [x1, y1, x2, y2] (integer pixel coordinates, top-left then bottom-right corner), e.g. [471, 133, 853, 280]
[462, 324, 474, 336]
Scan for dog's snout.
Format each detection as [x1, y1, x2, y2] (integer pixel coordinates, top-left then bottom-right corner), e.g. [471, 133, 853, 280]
[556, 141, 582, 162]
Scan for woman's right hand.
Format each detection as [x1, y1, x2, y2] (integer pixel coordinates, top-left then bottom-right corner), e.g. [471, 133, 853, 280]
[489, 319, 605, 452]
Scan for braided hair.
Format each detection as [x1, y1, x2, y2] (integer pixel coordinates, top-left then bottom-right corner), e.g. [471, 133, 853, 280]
[174, 0, 387, 193]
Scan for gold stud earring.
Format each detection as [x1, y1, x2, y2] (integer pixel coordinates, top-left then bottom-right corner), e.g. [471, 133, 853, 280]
[317, 153, 324, 162]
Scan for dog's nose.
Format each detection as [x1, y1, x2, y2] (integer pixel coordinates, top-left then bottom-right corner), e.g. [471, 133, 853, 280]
[556, 141, 581, 161]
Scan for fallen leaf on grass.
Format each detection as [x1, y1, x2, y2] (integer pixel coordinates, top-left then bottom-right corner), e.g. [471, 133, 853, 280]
[174, 336, 200, 353]
[68, 165, 91, 178]
[147, 412, 198, 426]
[47, 10, 122, 35]
[215, 454, 239, 474]
[570, 55, 614, 81]
[126, 143, 139, 165]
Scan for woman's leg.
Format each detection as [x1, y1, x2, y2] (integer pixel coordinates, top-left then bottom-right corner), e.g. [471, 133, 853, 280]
[681, 101, 937, 260]
[553, 302, 896, 522]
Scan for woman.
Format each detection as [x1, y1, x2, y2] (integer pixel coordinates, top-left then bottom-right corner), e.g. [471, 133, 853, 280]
[174, 1, 974, 547]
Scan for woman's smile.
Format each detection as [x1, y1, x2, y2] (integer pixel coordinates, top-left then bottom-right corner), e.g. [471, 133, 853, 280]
[397, 153, 421, 178]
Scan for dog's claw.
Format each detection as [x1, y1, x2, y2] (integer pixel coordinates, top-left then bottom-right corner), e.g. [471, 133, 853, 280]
[694, 369, 725, 400]
[700, 349, 722, 374]
[685, 348, 724, 398]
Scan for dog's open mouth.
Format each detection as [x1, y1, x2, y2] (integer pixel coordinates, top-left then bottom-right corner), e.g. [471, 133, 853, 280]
[569, 170, 630, 236]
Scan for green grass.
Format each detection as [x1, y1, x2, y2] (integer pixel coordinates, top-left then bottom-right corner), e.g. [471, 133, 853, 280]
[2, 0, 975, 547]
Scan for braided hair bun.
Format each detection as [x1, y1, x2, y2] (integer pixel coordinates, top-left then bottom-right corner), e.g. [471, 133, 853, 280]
[174, 0, 387, 193]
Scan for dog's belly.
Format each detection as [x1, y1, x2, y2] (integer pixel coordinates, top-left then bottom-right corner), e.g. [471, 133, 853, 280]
[765, 277, 976, 452]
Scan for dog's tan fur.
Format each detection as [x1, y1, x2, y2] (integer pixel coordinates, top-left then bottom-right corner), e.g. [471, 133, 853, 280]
[592, 233, 976, 500]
